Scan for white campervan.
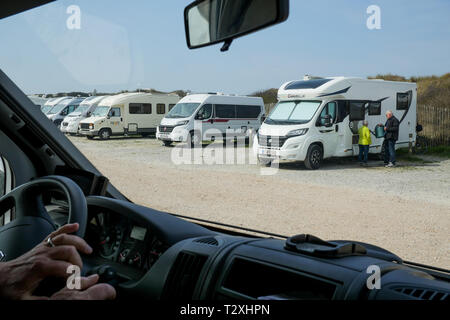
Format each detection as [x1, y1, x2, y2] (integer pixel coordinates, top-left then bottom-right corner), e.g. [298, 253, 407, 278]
[254, 76, 417, 169]
[156, 93, 265, 147]
[60, 96, 106, 135]
[79, 92, 180, 139]
[41, 97, 71, 115]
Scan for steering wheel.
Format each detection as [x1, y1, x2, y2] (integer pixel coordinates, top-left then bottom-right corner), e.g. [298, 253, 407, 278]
[0, 175, 88, 262]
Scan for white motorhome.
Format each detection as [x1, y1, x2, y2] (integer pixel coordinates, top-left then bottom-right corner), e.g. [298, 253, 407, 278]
[79, 92, 180, 139]
[47, 97, 85, 128]
[254, 76, 417, 169]
[156, 93, 265, 147]
[41, 97, 71, 115]
[60, 96, 106, 135]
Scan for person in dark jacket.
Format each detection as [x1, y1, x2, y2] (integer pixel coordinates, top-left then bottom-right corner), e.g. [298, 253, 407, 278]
[383, 110, 399, 167]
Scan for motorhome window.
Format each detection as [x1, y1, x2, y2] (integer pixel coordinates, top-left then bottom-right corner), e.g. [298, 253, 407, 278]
[197, 104, 212, 119]
[285, 79, 332, 90]
[169, 104, 176, 111]
[266, 101, 321, 125]
[336, 101, 349, 123]
[92, 106, 110, 117]
[236, 105, 261, 118]
[110, 108, 121, 117]
[349, 102, 366, 121]
[68, 105, 77, 114]
[166, 103, 200, 118]
[368, 102, 381, 116]
[157, 104, 166, 114]
[397, 91, 411, 110]
[215, 104, 236, 118]
[129, 103, 152, 114]
[318, 102, 337, 126]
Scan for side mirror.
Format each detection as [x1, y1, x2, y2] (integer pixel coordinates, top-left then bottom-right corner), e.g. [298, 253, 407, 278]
[87, 111, 92, 117]
[323, 115, 332, 127]
[106, 115, 111, 119]
[196, 114, 205, 120]
[184, 0, 289, 51]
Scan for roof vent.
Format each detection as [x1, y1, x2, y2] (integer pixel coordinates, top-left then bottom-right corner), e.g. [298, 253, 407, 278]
[303, 75, 324, 81]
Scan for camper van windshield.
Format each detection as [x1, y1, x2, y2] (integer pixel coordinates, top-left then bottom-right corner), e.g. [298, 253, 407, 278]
[41, 105, 53, 114]
[69, 105, 89, 116]
[165, 103, 200, 118]
[266, 101, 321, 124]
[47, 103, 67, 115]
[92, 106, 110, 117]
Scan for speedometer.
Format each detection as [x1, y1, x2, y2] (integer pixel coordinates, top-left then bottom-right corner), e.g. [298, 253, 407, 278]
[88, 212, 123, 259]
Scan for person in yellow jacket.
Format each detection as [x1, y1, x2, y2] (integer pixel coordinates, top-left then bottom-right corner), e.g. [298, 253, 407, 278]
[358, 120, 372, 166]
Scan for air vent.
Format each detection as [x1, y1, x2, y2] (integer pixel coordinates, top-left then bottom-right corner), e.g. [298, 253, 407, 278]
[394, 287, 449, 301]
[194, 237, 219, 246]
[163, 251, 207, 299]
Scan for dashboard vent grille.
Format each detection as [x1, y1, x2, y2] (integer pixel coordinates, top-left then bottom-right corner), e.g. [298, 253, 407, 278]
[194, 237, 219, 246]
[394, 287, 449, 301]
[163, 251, 207, 299]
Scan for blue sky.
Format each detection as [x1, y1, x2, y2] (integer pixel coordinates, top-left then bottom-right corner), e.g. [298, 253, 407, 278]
[0, 0, 449, 95]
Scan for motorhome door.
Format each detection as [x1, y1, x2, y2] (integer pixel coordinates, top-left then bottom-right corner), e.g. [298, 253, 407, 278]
[316, 101, 339, 158]
[109, 106, 123, 134]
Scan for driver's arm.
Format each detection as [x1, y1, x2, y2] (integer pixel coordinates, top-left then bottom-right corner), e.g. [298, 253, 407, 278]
[0, 223, 116, 300]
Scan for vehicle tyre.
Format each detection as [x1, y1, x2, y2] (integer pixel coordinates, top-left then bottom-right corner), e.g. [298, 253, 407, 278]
[304, 144, 323, 170]
[188, 131, 201, 148]
[99, 128, 111, 140]
[86, 136, 94, 140]
[257, 156, 272, 167]
[163, 141, 172, 147]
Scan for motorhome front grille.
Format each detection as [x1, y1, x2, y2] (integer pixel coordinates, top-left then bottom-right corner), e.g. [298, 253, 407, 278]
[159, 125, 174, 133]
[80, 123, 90, 130]
[258, 135, 288, 148]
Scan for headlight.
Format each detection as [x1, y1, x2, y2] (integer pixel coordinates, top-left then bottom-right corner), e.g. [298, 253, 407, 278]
[175, 120, 189, 127]
[286, 128, 308, 137]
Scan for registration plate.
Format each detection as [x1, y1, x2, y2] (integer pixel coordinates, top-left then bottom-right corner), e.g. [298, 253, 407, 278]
[259, 149, 278, 157]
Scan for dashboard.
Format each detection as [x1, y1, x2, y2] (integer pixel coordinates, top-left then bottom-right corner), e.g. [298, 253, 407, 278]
[54, 196, 450, 300]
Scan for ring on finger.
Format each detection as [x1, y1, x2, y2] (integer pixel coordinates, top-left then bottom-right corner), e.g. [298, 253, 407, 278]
[46, 236, 56, 248]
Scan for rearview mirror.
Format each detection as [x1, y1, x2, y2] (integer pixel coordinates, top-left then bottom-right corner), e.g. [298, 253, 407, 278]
[184, 0, 289, 51]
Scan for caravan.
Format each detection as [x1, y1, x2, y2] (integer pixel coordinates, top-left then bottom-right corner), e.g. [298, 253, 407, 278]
[79, 92, 180, 139]
[254, 76, 417, 169]
[60, 96, 106, 135]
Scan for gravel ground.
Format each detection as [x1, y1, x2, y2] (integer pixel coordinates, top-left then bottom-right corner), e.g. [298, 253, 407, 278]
[69, 136, 450, 269]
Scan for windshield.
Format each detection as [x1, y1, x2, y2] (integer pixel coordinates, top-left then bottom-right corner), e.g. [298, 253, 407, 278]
[41, 105, 53, 114]
[47, 103, 67, 115]
[92, 106, 110, 117]
[165, 103, 200, 118]
[69, 105, 90, 116]
[266, 101, 321, 125]
[1, 0, 448, 271]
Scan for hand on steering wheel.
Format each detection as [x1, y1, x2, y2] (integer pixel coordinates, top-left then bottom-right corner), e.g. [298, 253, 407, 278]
[0, 223, 116, 300]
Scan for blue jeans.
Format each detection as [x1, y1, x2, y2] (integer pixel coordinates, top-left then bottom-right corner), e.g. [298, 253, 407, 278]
[384, 139, 396, 164]
[358, 145, 369, 163]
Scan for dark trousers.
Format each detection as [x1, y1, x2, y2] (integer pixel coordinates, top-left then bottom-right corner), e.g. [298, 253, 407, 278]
[384, 139, 396, 164]
[358, 145, 369, 163]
